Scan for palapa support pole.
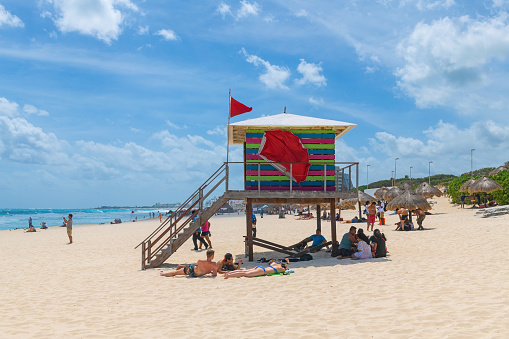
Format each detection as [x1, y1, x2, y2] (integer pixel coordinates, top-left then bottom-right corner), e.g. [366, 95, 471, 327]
[316, 204, 321, 231]
[330, 198, 337, 251]
[226, 89, 231, 190]
[246, 198, 254, 261]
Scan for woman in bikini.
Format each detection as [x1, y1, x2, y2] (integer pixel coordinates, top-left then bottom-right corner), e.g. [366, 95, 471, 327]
[223, 258, 289, 279]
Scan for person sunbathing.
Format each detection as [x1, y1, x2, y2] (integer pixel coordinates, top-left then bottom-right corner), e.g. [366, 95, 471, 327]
[224, 258, 289, 279]
[217, 253, 243, 274]
[160, 249, 217, 277]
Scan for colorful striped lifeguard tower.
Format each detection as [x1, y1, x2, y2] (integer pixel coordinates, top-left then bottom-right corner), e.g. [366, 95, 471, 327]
[137, 111, 358, 269]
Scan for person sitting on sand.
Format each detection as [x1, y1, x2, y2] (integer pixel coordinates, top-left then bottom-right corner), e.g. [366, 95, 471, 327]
[160, 249, 217, 277]
[335, 226, 358, 259]
[224, 258, 289, 279]
[370, 229, 387, 258]
[403, 218, 413, 231]
[217, 253, 243, 274]
[25, 225, 36, 232]
[350, 228, 372, 259]
[396, 208, 408, 231]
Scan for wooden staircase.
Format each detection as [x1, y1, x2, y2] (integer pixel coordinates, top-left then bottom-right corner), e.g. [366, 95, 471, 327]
[136, 164, 229, 269]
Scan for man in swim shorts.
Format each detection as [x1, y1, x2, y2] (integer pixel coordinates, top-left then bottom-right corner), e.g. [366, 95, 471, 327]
[160, 249, 217, 277]
[367, 202, 376, 231]
[396, 208, 408, 231]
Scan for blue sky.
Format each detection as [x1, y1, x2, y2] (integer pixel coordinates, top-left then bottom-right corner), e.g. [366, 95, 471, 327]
[1, 0, 509, 208]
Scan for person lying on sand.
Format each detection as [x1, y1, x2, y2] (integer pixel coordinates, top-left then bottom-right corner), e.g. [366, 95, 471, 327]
[224, 258, 289, 279]
[217, 253, 243, 274]
[160, 249, 217, 277]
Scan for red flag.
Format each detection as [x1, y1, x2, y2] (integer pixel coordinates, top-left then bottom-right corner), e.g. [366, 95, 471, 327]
[258, 130, 310, 183]
[230, 96, 252, 117]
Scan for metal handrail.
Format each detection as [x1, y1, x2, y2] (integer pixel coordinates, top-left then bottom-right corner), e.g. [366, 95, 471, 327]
[135, 163, 227, 249]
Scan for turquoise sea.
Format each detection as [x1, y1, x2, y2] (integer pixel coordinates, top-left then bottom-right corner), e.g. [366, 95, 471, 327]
[0, 208, 171, 231]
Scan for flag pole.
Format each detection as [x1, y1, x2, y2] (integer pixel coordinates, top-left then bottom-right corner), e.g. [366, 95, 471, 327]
[227, 89, 231, 165]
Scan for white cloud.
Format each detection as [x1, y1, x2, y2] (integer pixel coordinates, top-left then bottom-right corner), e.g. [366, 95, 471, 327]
[295, 9, 308, 17]
[206, 125, 226, 136]
[365, 66, 378, 73]
[138, 25, 149, 35]
[51, 0, 138, 44]
[309, 97, 324, 105]
[237, 1, 260, 19]
[0, 98, 19, 117]
[241, 48, 291, 89]
[295, 59, 326, 86]
[40, 10, 52, 19]
[0, 4, 24, 28]
[414, 0, 456, 11]
[368, 120, 509, 176]
[23, 104, 49, 116]
[217, 2, 232, 18]
[396, 14, 509, 109]
[0, 116, 68, 164]
[155, 29, 179, 41]
[166, 120, 187, 130]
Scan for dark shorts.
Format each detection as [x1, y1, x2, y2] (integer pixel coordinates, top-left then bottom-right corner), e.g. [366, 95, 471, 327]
[201, 231, 210, 236]
[400, 215, 408, 221]
[337, 247, 353, 257]
[184, 264, 197, 277]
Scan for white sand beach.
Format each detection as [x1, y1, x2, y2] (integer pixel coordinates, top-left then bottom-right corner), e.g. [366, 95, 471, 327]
[1, 197, 508, 338]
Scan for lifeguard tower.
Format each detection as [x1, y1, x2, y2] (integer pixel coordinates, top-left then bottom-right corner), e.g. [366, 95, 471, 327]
[137, 112, 358, 269]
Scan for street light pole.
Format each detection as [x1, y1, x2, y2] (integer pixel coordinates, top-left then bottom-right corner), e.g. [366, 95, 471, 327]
[410, 166, 413, 184]
[471, 149, 475, 176]
[428, 161, 433, 184]
[367, 164, 370, 189]
[394, 158, 399, 187]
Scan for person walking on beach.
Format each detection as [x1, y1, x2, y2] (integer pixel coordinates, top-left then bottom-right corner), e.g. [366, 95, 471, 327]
[160, 249, 217, 277]
[201, 220, 212, 249]
[28, 217, 33, 228]
[63, 214, 73, 244]
[158, 211, 162, 223]
[460, 194, 466, 208]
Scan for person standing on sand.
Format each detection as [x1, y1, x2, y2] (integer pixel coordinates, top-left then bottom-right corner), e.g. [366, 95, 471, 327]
[367, 202, 376, 231]
[160, 249, 217, 277]
[158, 211, 162, 223]
[413, 209, 426, 230]
[63, 214, 73, 244]
[28, 217, 33, 228]
[460, 194, 466, 208]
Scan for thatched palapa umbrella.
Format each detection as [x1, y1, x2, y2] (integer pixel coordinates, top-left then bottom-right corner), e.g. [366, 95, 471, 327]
[468, 176, 503, 207]
[386, 189, 432, 223]
[400, 182, 413, 190]
[385, 186, 404, 202]
[415, 182, 442, 198]
[468, 176, 503, 193]
[374, 186, 389, 200]
[489, 166, 508, 176]
[459, 178, 476, 193]
[343, 190, 376, 218]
